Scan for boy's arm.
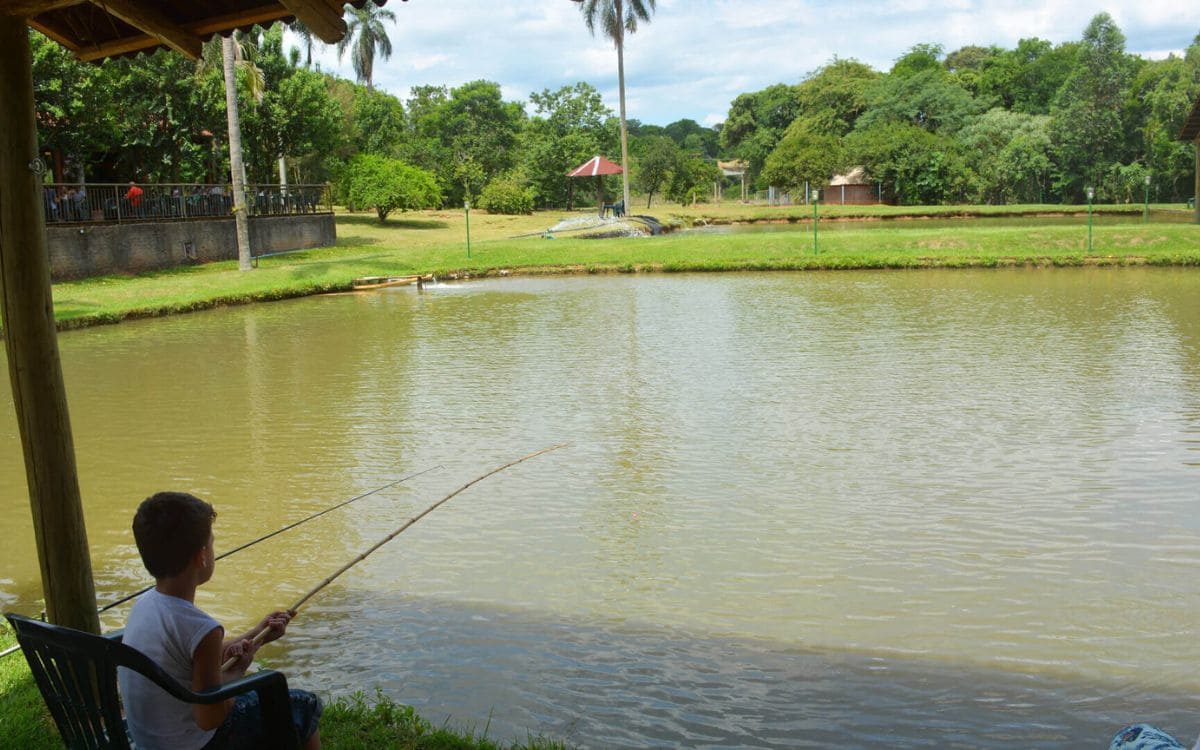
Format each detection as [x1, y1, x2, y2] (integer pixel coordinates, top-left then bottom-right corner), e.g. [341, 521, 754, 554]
[224, 610, 293, 648]
[191, 627, 235, 730]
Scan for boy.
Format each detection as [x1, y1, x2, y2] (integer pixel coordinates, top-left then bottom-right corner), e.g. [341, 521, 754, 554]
[118, 491, 322, 750]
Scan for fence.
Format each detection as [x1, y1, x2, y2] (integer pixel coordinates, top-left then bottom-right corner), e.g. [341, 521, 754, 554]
[41, 183, 332, 225]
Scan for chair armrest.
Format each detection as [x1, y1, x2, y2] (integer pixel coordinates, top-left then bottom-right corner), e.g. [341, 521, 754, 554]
[190, 667, 289, 704]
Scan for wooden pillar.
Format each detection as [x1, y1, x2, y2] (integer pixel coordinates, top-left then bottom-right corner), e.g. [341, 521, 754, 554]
[0, 15, 99, 634]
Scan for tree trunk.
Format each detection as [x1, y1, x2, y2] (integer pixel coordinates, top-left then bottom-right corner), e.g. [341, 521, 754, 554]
[615, 0, 632, 214]
[0, 15, 99, 634]
[222, 36, 253, 271]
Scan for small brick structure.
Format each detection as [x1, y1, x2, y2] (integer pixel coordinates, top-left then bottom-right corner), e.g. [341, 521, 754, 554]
[825, 166, 883, 205]
[46, 214, 336, 281]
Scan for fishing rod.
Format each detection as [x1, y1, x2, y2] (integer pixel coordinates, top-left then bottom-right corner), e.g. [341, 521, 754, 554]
[97, 464, 444, 614]
[222, 444, 566, 670]
[2, 466, 444, 662]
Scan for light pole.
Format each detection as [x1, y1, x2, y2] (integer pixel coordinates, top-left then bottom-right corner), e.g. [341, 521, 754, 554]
[1143, 174, 1151, 224]
[811, 189, 819, 254]
[464, 199, 471, 258]
[1086, 187, 1094, 252]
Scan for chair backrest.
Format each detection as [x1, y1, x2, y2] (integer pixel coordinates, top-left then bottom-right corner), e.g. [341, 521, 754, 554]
[6, 612, 299, 750]
[6, 613, 130, 749]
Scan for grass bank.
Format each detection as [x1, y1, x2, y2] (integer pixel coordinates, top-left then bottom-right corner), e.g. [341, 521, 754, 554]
[1, 623, 569, 749]
[49, 203, 1200, 329]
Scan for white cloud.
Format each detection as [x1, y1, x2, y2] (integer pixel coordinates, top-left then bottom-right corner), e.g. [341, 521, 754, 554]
[286, 0, 1200, 124]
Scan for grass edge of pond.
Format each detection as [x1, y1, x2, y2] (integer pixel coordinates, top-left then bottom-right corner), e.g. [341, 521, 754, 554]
[41, 211, 1200, 331]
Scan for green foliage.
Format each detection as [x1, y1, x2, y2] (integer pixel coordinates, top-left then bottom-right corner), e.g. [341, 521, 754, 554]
[1049, 13, 1134, 199]
[339, 86, 407, 162]
[845, 123, 968, 204]
[344, 154, 442, 222]
[1, 625, 60, 749]
[323, 691, 571, 749]
[719, 83, 803, 182]
[856, 68, 984, 134]
[761, 124, 845, 195]
[794, 58, 880, 136]
[635, 136, 680, 207]
[662, 119, 720, 157]
[522, 83, 616, 207]
[666, 153, 721, 204]
[890, 43, 945, 78]
[479, 177, 535, 214]
[402, 81, 526, 206]
[337, 1, 396, 90]
[958, 109, 1053, 203]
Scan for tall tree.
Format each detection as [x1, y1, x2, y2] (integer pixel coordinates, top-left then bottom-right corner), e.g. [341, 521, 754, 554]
[337, 1, 396, 91]
[578, 0, 657, 212]
[1049, 13, 1133, 200]
[222, 36, 252, 271]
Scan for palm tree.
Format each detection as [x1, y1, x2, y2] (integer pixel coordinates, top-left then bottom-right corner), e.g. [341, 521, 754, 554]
[290, 20, 317, 68]
[222, 35, 253, 271]
[337, 1, 397, 91]
[577, 0, 656, 214]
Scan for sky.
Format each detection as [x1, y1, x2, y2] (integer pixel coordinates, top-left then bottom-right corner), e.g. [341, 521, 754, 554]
[291, 1, 1200, 128]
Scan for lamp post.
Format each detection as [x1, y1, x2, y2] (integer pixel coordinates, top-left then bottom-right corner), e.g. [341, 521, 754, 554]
[1143, 174, 1151, 224]
[1086, 187, 1094, 252]
[811, 189, 819, 254]
[464, 199, 471, 258]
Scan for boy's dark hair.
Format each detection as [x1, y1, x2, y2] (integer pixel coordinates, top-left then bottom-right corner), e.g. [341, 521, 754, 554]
[132, 492, 217, 578]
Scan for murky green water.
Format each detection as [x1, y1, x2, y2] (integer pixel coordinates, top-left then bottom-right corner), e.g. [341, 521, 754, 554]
[3, 269, 1199, 748]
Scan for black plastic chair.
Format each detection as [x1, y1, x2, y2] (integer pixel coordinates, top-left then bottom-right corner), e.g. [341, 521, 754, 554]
[5, 613, 299, 750]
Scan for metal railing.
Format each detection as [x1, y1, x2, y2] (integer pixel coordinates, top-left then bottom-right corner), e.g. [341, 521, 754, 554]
[41, 183, 332, 225]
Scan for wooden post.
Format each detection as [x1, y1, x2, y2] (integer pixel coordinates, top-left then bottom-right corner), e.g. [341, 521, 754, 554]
[0, 15, 99, 634]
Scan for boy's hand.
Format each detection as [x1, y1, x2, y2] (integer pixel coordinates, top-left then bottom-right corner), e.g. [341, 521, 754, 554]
[220, 638, 257, 674]
[256, 610, 293, 644]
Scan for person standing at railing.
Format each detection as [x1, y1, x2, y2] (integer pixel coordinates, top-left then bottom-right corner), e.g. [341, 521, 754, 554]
[44, 187, 59, 221]
[72, 185, 87, 221]
[125, 181, 145, 217]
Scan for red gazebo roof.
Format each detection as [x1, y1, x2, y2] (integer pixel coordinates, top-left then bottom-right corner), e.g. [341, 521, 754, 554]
[567, 156, 624, 178]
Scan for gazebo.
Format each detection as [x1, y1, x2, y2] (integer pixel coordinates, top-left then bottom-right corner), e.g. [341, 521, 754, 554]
[1180, 94, 1200, 224]
[567, 155, 625, 216]
[0, 0, 392, 634]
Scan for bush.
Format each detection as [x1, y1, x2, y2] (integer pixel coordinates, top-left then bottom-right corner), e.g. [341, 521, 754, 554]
[342, 154, 442, 222]
[478, 178, 534, 215]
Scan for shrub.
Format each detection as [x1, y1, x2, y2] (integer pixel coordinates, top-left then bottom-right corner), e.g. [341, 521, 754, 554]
[478, 178, 534, 215]
[342, 154, 442, 222]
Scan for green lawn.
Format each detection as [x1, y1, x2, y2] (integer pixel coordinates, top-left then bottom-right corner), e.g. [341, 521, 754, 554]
[45, 203, 1200, 329]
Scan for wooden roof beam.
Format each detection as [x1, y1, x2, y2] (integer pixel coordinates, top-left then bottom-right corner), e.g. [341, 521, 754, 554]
[73, 5, 294, 62]
[0, 0, 82, 18]
[279, 0, 346, 44]
[85, 0, 203, 59]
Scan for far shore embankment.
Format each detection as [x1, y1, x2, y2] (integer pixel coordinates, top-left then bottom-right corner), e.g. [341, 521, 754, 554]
[40, 203, 1200, 331]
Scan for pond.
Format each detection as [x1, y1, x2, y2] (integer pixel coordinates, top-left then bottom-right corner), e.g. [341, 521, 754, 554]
[2, 269, 1199, 748]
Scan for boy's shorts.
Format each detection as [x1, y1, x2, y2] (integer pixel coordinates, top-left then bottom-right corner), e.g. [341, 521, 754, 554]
[202, 688, 322, 748]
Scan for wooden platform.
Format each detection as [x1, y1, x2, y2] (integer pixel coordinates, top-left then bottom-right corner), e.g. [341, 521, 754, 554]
[351, 274, 432, 290]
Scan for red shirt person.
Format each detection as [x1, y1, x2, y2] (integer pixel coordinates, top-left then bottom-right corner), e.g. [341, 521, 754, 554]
[125, 181, 144, 209]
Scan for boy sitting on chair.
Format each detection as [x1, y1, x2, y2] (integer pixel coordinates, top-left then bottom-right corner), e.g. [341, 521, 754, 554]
[119, 491, 322, 750]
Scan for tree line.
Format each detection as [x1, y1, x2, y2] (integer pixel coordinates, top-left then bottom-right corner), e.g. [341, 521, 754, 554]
[31, 12, 1200, 217]
[739, 14, 1200, 205]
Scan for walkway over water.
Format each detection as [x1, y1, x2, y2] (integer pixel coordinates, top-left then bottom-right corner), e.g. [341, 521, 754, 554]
[41, 183, 331, 225]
